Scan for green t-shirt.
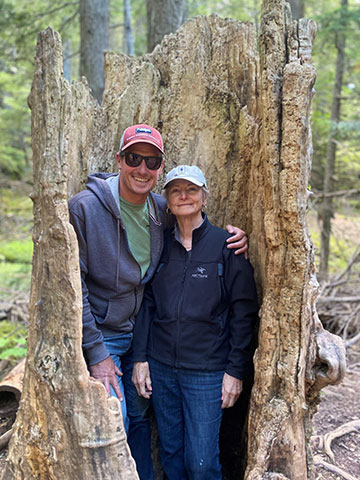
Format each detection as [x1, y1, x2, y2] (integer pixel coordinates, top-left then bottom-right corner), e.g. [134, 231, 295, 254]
[119, 196, 151, 279]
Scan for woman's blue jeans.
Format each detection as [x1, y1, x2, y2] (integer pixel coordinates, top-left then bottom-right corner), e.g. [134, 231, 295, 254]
[104, 334, 153, 480]
[149, 357, 224, 480]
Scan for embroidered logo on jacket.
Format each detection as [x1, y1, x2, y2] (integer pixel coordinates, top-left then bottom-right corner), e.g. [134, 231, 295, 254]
[192, 266, 208, 279]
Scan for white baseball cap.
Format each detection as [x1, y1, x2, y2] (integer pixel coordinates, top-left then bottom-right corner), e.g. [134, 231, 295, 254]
[163, 165, 207, 188]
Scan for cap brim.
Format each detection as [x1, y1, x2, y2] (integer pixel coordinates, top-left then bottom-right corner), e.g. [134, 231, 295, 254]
[164, 176, 205, 188]
[121, 138, 164, 154]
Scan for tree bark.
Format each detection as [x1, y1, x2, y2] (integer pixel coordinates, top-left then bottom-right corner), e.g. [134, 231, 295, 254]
[79, 0, 109, 103]
[1, 28, 138, 480]
[146, 0, 188, 52]
[319, 0, 348, 279]
[2, 1, 346, 478]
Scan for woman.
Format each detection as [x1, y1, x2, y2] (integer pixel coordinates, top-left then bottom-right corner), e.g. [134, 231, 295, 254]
[132, 165, 258, 480]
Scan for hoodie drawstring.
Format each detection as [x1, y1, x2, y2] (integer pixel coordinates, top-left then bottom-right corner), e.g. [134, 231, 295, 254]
[116, 218, 120, 289]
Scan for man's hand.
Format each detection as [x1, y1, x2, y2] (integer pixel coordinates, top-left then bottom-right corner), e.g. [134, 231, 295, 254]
[132, 362, 152, 399]
[90, 356, 123, 400]
[226, 225, 248, 256]
[221, 373, 243, 409]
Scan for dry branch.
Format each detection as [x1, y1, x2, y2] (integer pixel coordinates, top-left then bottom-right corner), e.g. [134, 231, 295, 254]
[312, 188, 360, 199]
[312, 419, 360, 463]
[313, 455, 358, 480]
[345, 331, 360, 347]
[323, 420, 360, 461]
[317, 296, 360, 303]
[0, 289, 29, 324]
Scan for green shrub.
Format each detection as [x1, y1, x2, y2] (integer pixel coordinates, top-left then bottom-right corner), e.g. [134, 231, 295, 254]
[0, 238, 33, 264]
[0, 321, 27, 365]
[0, 262, 31, 291]
[0, 187, 32, 219]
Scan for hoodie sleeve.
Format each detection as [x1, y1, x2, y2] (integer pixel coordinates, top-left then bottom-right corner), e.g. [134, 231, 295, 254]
[132, 281, 156, 362]
[223, 249, 259, 380]
[68, 199, 109, 365]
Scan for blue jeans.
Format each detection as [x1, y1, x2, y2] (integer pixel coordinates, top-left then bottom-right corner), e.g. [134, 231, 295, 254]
[104, 334, 153, 480]
[149, 357, 224, 480]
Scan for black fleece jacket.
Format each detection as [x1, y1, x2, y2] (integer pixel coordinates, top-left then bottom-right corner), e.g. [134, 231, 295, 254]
[132, 215, 259, 380]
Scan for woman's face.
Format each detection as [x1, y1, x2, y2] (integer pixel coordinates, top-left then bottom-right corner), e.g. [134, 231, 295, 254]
[167, 179, 205, 219]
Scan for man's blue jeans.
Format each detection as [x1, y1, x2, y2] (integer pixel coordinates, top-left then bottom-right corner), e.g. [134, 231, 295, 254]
[149, 357, 224, 480]
[104, 334, 153, 480]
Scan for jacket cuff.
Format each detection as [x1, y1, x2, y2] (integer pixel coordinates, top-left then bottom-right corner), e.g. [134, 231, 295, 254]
[132, 352, 148, 363]
[85, 342, 109, 366]
[225, 365, 247, 380]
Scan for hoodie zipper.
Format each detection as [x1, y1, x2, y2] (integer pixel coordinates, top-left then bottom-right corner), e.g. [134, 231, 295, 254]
[132, 287, 139, 317]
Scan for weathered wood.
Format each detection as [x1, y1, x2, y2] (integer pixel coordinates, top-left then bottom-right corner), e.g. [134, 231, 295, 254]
[2, 2, 346, 479]
[0, 430, 12, 451]
[1, 28, 138, 480]
[0, 359, 25, 406]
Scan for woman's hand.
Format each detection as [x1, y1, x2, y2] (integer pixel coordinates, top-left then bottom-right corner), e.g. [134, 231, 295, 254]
[132, 362, 152, 399]
[221, 373, 243, 409]
[225, 225, 248, 256]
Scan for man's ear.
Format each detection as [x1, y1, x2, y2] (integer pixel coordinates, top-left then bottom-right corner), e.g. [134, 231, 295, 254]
[116, 152, 122, 169]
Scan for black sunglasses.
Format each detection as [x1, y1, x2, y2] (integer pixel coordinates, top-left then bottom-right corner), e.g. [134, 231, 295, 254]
[120, 152, 163, 171]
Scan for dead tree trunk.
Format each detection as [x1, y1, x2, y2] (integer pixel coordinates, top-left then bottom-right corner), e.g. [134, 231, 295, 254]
[146, 0, 188, 52]
[79, 0, 109, 103]
[288, 0, 305, 19]
[2, 1, 346, 479]
[1, 29, 138, 480]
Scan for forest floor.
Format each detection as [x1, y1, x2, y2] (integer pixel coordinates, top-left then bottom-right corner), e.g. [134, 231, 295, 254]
[0, 185, 359, 478]
[311, 344, 360, 480]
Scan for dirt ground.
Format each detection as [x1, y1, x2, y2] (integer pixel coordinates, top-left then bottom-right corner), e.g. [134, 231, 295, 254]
[310, 344, 360, 480]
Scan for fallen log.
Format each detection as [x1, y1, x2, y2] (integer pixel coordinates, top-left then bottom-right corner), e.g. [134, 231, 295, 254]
[0, 358, 25, 410]
[0, 358, 25, 450]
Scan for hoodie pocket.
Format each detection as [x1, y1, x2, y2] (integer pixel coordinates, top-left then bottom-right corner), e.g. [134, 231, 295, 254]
[96, 296, 136, 329]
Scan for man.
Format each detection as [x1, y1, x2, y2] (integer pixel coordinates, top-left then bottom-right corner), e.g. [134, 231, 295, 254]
[68, 124, 247, 479]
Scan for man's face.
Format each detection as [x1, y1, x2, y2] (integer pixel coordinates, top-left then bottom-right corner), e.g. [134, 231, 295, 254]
[117, 142, 164, 204]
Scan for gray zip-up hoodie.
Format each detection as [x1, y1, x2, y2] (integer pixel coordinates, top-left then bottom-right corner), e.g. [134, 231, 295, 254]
[68, 173, 166, 366]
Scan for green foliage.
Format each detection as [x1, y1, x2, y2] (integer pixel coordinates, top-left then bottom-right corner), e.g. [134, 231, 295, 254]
[308, 211, 360, 274]
[129, 0, 147, 55]
[309, 1, 360, 206]
[0, 186, 32, 218]
[0, 0, 81, 181]
[314, 4, 360, 35]
[189, 0, 258, 22]
[0, 321, 27, 363]
[0, 186, 33, 292]
[0, 239, 33, 264]
[0, 67, 31, 178]
[0, 262, 32, 290]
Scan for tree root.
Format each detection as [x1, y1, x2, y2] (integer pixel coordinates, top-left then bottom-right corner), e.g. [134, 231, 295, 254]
[311, 419, 360, 480]
[319, 419, 360, 461]
[313, 455, 358, 480]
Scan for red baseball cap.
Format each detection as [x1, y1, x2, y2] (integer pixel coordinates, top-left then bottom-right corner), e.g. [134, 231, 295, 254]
[119, 124, 164, 154]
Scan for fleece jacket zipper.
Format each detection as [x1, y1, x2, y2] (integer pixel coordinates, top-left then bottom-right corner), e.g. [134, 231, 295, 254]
[175, 248, 192, 367]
